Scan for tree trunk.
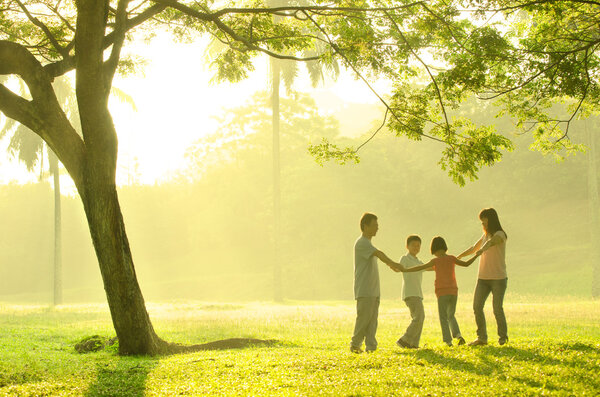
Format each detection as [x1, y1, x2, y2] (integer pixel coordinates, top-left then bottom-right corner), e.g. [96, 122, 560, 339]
[49, 150, 63, 306]
[79, 172, 167, 355]
[271, 57, 283, 302]
[587, 122, 600, 298]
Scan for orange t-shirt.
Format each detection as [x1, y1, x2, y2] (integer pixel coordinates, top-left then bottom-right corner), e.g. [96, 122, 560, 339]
[432, 255, 458, 298]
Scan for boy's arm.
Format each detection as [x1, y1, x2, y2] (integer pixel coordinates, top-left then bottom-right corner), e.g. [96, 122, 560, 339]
[374, 250, 404, 271]
[403, 259, 434, 272]
[455, 253, 480, 267]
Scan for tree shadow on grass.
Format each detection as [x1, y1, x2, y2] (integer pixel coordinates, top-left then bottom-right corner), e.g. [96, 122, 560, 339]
[483, 343, 600, 390]
[82, 338, 278, 396]
[85, 358, 159, 397]
[398, 342, 600, 393]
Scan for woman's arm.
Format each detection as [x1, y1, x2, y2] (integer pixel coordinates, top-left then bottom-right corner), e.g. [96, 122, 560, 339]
[455, 253, 480, 267]
[457, 235, 485, 259]
[476, 233, 505, 255]
[403, 259, 434, 272]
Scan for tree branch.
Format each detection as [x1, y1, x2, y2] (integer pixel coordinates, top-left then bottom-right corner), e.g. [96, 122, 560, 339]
[105, 0, 131, 90]
[0, 40, 85, 186]
[14, 0, 69, 58]
[301, 9, 449, 147]
[44, 3, 168, 79]
[384, 10, 451, 135]
[153, 0, 321, 61]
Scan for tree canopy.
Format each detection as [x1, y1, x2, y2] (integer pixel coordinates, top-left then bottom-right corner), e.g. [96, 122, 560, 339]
[2, 1, 598, 186]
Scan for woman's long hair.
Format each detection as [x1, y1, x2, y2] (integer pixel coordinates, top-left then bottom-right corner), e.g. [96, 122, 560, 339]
[479, 208, 507, 238]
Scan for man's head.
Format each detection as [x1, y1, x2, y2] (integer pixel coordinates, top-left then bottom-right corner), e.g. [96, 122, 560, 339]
[360, 213, 378, 237]
[406, 235, 421, 256]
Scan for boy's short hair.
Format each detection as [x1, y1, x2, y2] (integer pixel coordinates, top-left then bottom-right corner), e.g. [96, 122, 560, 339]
[430, 236, 448, 254]
[360, 213, 377, 231]
[406, 235, 422, 245]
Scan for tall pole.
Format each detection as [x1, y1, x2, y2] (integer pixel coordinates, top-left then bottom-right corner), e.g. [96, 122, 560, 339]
[272, 58, 283, 302]
[587, 121, 600, 298]
[49, 151, 63, 305]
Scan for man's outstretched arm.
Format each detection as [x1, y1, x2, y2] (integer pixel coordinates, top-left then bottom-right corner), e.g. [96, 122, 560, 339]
[374, 250, 404, 271]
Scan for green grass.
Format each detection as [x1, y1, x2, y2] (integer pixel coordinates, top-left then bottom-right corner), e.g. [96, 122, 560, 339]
[0, 296, 599, 396]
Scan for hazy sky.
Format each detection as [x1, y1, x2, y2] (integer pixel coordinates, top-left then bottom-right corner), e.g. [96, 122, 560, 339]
[0, 33, 391, 192]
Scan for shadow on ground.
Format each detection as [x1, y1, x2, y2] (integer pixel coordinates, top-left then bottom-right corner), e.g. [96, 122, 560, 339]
[85, 358, 158, 397]
[394, 341, 600, 393]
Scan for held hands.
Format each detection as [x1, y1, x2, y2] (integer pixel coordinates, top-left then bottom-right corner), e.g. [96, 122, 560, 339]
[387, 263, 404, 273]
[464, 252, 482, 267]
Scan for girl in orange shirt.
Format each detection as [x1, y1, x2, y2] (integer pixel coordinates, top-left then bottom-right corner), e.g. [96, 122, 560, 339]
[407, 237, 479, 346]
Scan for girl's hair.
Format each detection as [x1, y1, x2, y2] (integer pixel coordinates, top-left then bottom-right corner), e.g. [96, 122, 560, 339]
[430, 236, 448, 254]
[479, 208, 507, 238]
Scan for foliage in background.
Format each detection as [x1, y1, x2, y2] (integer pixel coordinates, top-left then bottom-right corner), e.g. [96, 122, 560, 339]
[0, 92, 593, 302]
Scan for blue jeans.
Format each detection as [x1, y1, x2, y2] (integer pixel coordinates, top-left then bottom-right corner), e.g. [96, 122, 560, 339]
[473, 278, 508, 342]
[437, 295, 461, 345]
[351, 297, 380, 351]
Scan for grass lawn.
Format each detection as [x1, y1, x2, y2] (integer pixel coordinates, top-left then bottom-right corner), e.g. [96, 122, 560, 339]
[0, 295, 598, 396]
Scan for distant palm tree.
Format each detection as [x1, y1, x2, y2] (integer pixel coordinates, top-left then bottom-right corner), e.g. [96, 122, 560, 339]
[0, 76, 70, 305]
[267, 0, 338, 301]
[0, 76, 136, 305]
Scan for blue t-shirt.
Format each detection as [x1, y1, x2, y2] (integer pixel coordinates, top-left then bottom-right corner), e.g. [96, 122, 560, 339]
[354, 236, 380, 298]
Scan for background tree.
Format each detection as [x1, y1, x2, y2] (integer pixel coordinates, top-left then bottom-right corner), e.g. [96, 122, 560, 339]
[265, 0, 338, 302]
[0, 76, 78, 306]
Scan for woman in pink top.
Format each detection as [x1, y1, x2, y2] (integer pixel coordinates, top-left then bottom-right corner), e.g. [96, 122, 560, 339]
[458, 208, 508, 346]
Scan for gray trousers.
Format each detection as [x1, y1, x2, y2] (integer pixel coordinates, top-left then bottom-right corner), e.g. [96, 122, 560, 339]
[351, 297, 380, 351]
[400, 296, 425, 347]
[438, 294, 461, 344]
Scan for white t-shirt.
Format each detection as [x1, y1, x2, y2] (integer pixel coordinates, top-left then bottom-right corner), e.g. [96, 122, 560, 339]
[400, 254, 424, 300]
[478, 230, 508, 280]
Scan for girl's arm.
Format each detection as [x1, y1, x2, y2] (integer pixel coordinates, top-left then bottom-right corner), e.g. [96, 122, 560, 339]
[457, 235, 485, 259]
[455, 253, 480, 267]
[403, 259, 434, 272]
[476, 233, 506, 255]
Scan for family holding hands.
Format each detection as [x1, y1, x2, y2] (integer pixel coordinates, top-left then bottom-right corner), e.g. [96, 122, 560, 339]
[351, 208, 508, 353]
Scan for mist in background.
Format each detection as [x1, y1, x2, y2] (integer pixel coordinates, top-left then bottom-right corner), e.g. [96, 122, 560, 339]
[0, 88, 596, 303]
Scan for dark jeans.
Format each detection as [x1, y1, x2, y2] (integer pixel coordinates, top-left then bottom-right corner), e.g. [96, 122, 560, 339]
[437, 295, 461, 345]
[351, 297, 380, 351]
[473, 278, 508, 342]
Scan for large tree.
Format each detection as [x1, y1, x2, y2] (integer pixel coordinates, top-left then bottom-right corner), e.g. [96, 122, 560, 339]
[1, 0, 596, 354]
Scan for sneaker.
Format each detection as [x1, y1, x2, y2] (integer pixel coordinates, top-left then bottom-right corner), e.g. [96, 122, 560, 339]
[350, 346, 363, 354]
[365, 349, 376, 353]
[446, 342, 453, 347]
[498, 336, 509, 346]
[468, 339, 488, 347]
[396, 338, 411, 349]
[457, 336, 466, 346]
